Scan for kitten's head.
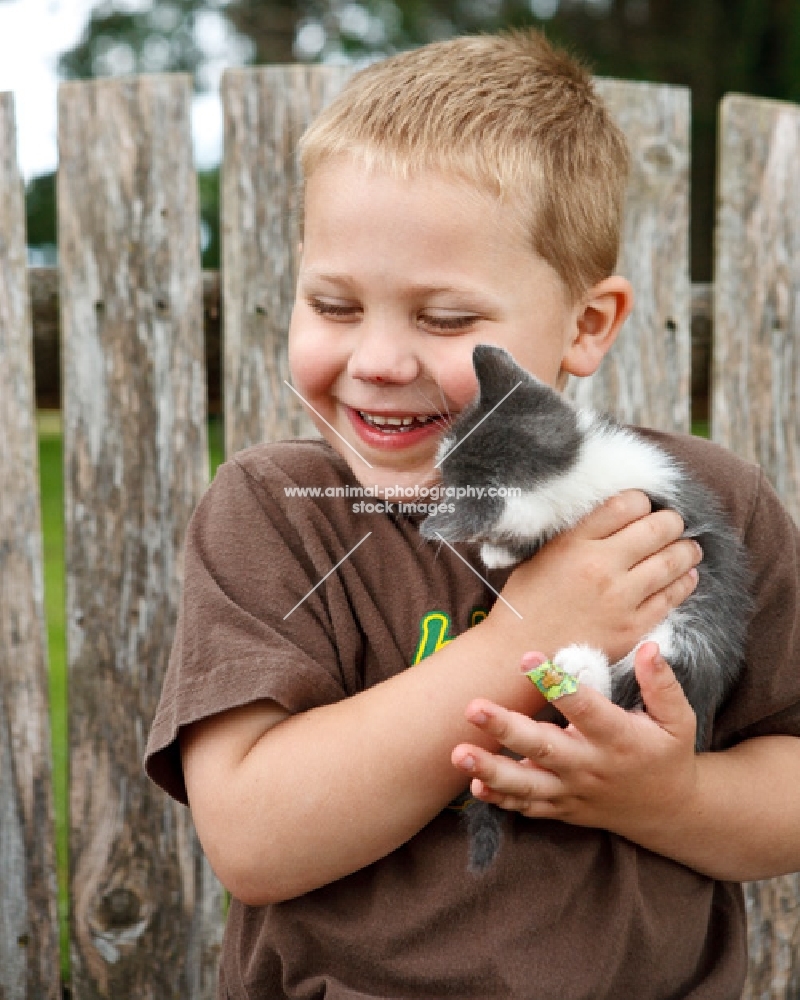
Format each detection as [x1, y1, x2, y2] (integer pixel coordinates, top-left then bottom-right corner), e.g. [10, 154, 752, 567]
[420, 344, 581, 544]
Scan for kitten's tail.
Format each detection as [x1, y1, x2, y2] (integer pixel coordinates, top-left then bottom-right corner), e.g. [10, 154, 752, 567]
[464, 799, 503, 873]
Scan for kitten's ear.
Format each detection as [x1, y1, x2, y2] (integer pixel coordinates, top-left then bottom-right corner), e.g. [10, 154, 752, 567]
[560, 276, 634, 378]
[472, 344, 528, 400]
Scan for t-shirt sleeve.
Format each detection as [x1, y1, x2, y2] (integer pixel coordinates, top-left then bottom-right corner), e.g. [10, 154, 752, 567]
[713, 467, 800, 748]
[144, 456, 360, 804]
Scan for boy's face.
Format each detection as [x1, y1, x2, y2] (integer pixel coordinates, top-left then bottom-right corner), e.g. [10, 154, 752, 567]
[289, 157, 582, 495]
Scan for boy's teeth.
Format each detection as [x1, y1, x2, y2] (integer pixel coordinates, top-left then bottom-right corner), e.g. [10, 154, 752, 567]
[359, 411, 434, 429]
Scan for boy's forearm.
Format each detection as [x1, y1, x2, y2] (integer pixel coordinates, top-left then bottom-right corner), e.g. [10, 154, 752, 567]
[197, 619, 544, 905]
[628, 735, 800, 881]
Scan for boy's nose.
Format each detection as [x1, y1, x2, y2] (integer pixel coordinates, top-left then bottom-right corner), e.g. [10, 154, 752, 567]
[347, 327, 420, 385]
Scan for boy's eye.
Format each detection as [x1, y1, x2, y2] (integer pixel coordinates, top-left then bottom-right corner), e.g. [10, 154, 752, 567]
[419, 313, 480, 332]
[309, 298, 361, 320]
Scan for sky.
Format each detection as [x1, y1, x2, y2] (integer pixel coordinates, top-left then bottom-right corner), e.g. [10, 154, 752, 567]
[0, 0, 223, 179]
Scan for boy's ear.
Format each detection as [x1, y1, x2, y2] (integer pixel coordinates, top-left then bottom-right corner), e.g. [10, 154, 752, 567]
[560, 276, 634, 378]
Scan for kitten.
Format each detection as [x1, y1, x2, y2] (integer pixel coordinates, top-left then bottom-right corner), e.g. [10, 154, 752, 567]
[420, 344, 752, 872]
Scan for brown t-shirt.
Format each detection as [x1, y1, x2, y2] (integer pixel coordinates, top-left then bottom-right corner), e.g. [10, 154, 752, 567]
[145, 431, 800, 1000]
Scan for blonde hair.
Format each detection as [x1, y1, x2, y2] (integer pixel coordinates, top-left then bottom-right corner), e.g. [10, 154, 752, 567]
[299, 30, 629, 301]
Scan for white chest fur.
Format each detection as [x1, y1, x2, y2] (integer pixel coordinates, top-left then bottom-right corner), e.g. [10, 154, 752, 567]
[492, 418, 682, 543]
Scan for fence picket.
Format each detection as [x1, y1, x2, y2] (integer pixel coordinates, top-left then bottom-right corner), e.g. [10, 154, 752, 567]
[221, 64, 351, 455]
[712, 94, 800, 522]
[57, 76, 223, 999]
[713, 92, 800, 1000]
[0, 90, 60, 1000]
[568, 79, 691, 431]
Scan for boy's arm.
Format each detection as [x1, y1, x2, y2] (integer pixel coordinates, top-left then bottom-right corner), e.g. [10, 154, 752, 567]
[453, 643, 800, 882]
[181, 495, 700, 905]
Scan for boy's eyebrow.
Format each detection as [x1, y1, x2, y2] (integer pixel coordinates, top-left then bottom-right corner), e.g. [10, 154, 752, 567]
[300, 269, 496, 302]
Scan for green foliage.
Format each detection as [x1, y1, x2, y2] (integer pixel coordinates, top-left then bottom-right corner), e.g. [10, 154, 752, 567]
[25, 172, 56, 248]
[58, 1, 214, 82]
[198, 167, 220, 269]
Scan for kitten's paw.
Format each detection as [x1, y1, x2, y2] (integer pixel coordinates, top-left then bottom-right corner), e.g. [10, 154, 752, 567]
[480, 543, 518, 569]
[553, 645, 612, 698]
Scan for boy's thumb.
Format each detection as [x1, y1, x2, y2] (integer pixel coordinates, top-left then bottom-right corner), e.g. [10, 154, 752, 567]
[634, 642, 697, 743]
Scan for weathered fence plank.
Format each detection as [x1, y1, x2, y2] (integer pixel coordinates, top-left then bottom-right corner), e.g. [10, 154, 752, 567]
[0, 91, 60, 1000]
[29, 267, 223, 413]
[221, 64, 351, 454]
[712, 94, 800, 523]
[58, 76, 223, 999]
[712, 93, 800, 1000]
[568, 79, 692, 431]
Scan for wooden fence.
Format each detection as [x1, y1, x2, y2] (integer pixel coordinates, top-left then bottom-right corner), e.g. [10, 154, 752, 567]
[0, 66, 798, 999]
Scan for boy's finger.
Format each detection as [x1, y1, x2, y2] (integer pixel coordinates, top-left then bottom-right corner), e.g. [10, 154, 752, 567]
[451, 743, 563, 802]
[614, 509, 688, 570]
[571, 490, 651, 540]
[523, 659, 629, 745]
[463, 699, 572, 770]
[634, 642, 697, 744]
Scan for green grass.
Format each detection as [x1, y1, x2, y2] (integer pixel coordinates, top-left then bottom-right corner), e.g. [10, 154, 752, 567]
[37, 412, 225, 984]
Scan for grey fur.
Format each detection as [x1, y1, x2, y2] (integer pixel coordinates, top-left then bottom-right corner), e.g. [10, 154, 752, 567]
[421, 344, 753, 872]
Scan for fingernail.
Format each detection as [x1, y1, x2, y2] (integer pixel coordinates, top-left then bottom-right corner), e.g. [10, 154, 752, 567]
[520, 651, 547, 672]
[694, 541, 704, 560]
[459, 754, 476, 772]
[468, 710, 488, 726]
[524, 660, 579, 701]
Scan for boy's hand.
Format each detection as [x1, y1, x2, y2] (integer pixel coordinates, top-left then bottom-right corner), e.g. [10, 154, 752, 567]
[451, 643, 700, 842]
[487, 490, 702, 664]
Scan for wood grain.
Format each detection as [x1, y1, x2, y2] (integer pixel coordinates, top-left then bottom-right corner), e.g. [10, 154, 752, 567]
[0, 90, 60, 1000]
[566, 79, 692, 432]
[221, 64, 351, 455]
[713, 94, 800, 1000]
[713, 94, 800, 524]
[58, 76, 222, 999]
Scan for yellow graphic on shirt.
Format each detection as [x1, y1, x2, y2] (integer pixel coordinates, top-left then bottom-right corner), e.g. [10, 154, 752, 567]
[412, 606, 488, 665]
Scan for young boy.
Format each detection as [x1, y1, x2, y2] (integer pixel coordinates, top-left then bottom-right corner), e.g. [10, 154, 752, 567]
[145, 30, 800, 999]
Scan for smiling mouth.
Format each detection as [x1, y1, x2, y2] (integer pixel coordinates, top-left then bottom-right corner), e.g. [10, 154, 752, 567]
[357, 411, 442, 433]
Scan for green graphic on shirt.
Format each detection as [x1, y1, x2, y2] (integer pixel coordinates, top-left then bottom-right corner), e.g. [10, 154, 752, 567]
[412, 606, 489, 665]
[411, 605, 489, 812]
[412, 611, 454, 664]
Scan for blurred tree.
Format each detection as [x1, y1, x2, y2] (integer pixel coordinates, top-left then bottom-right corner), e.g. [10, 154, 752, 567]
[26, 172, 57, 264]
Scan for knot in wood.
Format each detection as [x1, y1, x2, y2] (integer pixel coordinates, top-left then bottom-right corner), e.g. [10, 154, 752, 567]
[642, 140, 680, 174]
[98, 886, 140, 929]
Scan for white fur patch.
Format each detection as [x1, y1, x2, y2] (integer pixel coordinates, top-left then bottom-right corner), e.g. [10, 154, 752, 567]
[609, 615, 679, 682]
[480, 543, 518, 569]
[493, 421, 682, 542]
[435, 433, 457, 466]
[553, 644, 612, 698]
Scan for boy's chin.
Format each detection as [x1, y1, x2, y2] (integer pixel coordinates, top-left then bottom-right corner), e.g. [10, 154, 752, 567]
[345, 461, 441, 499]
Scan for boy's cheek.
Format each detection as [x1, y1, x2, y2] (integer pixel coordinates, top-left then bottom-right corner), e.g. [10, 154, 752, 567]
[287, 326, 341, 399]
